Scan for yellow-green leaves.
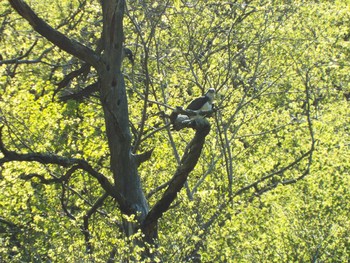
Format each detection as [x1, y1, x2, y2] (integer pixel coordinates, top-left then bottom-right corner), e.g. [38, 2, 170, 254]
[1, 0, 350, 261]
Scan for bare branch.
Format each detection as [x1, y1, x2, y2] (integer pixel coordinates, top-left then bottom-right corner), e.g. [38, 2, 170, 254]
[233, 149, 312, 198]
[82, 192, 109, 254]
[53, 37, 105, 100]
[59, 82, 99, 102]
[0, 126, 133, 215]
[147, 179, 171, 199]
[8, 0, 100, 68]
[0, 38, 46, 66]
[53, 64, 91, 99]
[19, 165, 80, 184]
[60, 184, 77, 220]
[134, 148, 154, 167]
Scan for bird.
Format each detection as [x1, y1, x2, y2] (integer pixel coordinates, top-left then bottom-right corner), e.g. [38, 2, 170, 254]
[186, 88, 215, 113]
[169, 88, 215, 129]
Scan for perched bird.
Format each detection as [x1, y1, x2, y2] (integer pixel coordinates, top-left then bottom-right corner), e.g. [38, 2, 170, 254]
[186, 88, 215, 112]
[122, 47, 134, 64]
[169, 88, 216, 129]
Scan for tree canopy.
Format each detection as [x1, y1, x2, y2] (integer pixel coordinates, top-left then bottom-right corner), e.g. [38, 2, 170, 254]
[0, 0, 349, 262]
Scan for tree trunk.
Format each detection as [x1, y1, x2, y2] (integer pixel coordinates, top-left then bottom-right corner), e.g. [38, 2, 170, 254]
[99, 0, 148, 234]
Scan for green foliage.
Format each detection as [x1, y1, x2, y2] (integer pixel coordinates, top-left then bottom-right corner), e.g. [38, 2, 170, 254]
[1, 0, 349, 261]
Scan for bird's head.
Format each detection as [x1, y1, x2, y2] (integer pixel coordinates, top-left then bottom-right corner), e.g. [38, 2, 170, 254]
[205, 88, 215, 102]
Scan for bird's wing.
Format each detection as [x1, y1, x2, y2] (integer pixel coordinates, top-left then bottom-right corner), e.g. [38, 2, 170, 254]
[186, 96, 208, 110]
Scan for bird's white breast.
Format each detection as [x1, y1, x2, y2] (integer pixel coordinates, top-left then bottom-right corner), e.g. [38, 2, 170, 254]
[200, 102, 212, 111]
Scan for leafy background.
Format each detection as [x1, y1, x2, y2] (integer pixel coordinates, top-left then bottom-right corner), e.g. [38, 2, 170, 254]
[0, 0, 349, 262]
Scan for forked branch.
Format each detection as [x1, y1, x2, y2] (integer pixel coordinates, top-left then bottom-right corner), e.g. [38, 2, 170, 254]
[8, 0, 100, 68]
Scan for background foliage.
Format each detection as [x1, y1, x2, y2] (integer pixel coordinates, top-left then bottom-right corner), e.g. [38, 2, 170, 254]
[0, 0, 349, 262]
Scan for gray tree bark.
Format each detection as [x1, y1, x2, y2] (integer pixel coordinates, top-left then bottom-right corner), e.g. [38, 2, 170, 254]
[99, 0, 149, 233]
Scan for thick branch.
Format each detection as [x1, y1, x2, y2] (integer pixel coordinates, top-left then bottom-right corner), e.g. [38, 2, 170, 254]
[0, 148, 80, 167]
[170, 107, 215, 131]
[59, 82, 99, 102]
[8, 0, 100, 68]
[53, 64, 91, 99]
[134, 148, 154, 167]
[232, 149, 312, 197]
[141, 119, 211, 241]
[0, 127, 133, 215]
[19, 164, 81, 185]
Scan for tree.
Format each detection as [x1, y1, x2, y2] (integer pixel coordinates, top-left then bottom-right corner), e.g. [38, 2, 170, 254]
[0, 0, 349, 262]
[0, 0, 213, 260]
